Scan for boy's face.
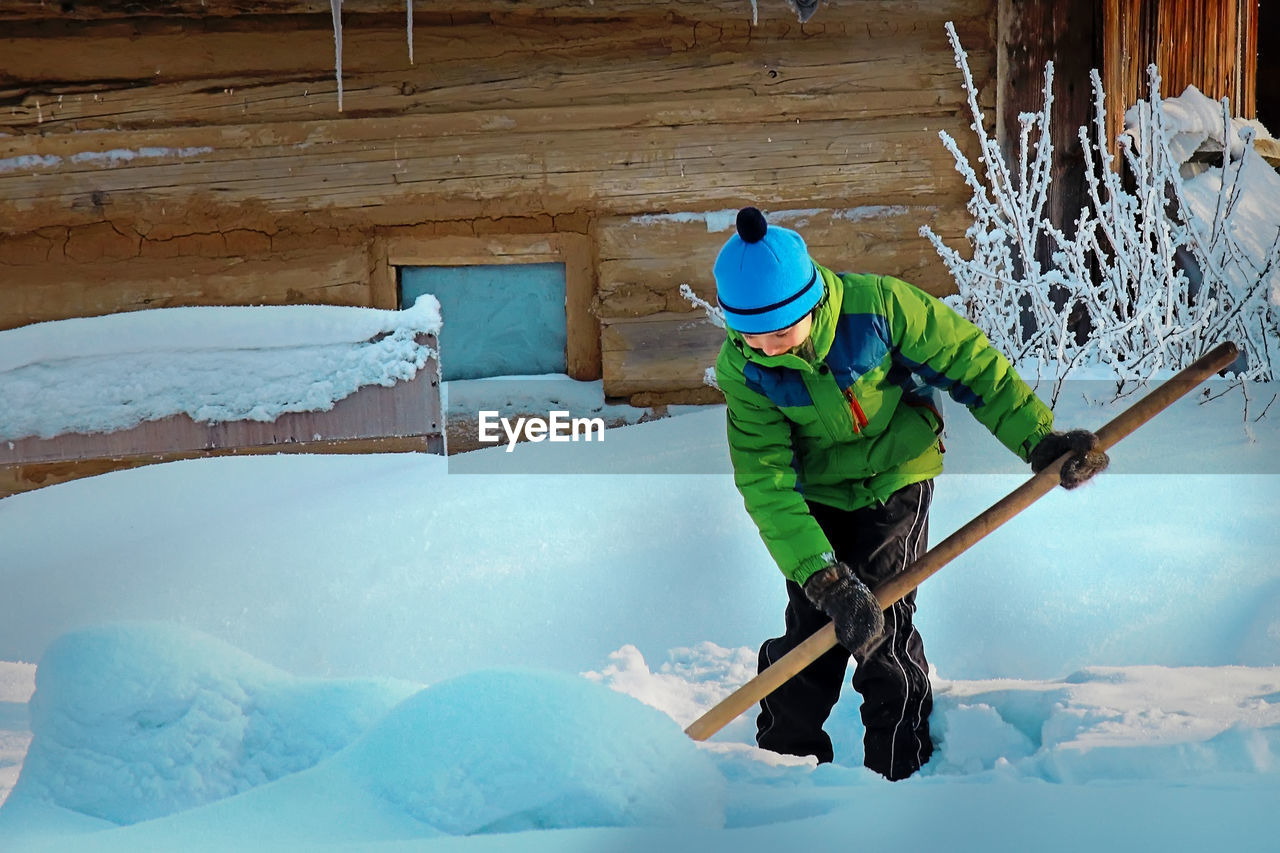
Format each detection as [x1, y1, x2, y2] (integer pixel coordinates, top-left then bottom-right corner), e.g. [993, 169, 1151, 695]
[741, 313, 814, 357]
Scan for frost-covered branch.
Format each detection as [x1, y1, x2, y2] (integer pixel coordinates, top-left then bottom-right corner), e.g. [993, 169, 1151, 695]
[923, 23, 1278, 414]
[680, 284, 725, 390]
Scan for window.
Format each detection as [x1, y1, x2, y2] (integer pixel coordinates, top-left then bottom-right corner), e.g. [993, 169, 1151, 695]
[399, 262, 568, 381]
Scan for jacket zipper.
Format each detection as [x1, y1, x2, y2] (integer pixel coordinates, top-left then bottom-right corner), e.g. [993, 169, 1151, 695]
[844, 387, 869, 433]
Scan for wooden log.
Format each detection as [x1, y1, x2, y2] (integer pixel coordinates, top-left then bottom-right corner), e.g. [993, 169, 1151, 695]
[0, 0, 992, 24]
[0, 246, 373, 331]
[601, 311, 726, 396]
[594, 205, 973, 318]
[0, 114, 972, 233]
[1, 70, 978, 138]
[0, 20, 991, 134]
[0, 12, 992, 87]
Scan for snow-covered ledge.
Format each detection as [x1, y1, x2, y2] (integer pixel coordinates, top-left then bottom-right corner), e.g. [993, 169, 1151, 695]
[0, 298, 444, 467]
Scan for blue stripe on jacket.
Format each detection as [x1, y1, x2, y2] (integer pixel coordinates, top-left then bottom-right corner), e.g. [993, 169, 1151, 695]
[826, 313, 891, 391]
[891, 351, 983, 407]
[743, 362, 813, 408]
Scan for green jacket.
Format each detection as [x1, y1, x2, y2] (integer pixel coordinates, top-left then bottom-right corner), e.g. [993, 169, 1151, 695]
[714, 267, 1054, 585]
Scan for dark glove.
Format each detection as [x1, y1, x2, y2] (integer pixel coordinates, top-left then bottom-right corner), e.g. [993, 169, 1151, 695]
[1029, 429, 1110, 489]
[803, 561, 885, 658]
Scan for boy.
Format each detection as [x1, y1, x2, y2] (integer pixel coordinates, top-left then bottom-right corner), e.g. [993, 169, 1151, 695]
[713, 207, 1107, 780]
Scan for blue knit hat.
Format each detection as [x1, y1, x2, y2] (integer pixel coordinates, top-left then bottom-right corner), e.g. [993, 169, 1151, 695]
[713, 207, 821, 334]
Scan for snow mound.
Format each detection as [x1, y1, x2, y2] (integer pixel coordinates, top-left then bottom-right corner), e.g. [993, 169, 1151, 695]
[7, 624, 417, 825]
[3, 627, 723, 845]
[931, 666, 1280, 783]
[334, 668, 726, 834]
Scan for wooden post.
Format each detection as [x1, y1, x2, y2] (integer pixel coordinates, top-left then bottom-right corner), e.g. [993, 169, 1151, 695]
[684, 342, 1240, 742]
[998, 0, 1099, 270]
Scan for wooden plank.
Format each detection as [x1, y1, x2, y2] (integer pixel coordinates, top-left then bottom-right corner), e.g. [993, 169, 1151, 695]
[600, 311, 725, 397]
[0, 27, 992, 135]
[0, 13, 993, 86]
[0, 434, 442, 501]
[559, 232, 602, 382]
[0, 336, 442, 465]
[0, 69, 978, 137]
[0, 90, 981, 169]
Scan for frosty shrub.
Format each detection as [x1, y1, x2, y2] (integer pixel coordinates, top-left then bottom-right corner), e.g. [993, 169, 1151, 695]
[922, 22, 1280, 413]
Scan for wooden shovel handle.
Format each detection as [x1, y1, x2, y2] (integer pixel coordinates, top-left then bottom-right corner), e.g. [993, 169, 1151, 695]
[685, 342, 1239, 742]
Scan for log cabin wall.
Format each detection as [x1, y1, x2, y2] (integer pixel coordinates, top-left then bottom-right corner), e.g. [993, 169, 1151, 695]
[0, 0, 994, 405]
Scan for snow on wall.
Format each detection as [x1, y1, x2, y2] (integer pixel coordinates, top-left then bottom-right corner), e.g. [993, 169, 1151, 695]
[1132, 84, 1276, 167]
[0, 148, 214, 175]
[0, 297, 442, 442]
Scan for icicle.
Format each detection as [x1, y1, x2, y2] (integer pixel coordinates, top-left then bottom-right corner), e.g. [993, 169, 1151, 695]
[330, 0, 344, 111]
[407, 0, 415, 65]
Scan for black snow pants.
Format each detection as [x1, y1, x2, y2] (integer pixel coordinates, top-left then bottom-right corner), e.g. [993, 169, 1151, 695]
[755, 479, 934, 781]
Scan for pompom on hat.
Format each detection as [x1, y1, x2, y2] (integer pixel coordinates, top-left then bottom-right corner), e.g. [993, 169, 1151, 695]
[714, 207, 822, 334]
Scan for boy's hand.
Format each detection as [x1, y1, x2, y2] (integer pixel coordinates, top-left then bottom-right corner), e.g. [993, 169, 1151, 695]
[1029, 429, 1110, 489]
[803, 562, 885, 658]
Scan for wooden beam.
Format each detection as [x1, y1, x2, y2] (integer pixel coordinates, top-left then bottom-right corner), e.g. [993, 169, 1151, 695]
[0, 113, 970, 234]
[998, 0, 1098, 268]
[0, 434, 441, 501]
[0, 246, 374, 331]
[0, 17, 989, 131]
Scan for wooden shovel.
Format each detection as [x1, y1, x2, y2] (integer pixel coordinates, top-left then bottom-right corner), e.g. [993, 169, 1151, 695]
[685, 341, 1240, 742]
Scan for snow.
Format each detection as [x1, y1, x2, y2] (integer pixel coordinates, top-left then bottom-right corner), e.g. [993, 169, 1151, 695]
[1131, 84, 1275, 167]
[0, 148, 213, 174]
[1, 380, 1278, 849]
[0, 299, 441, 441]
